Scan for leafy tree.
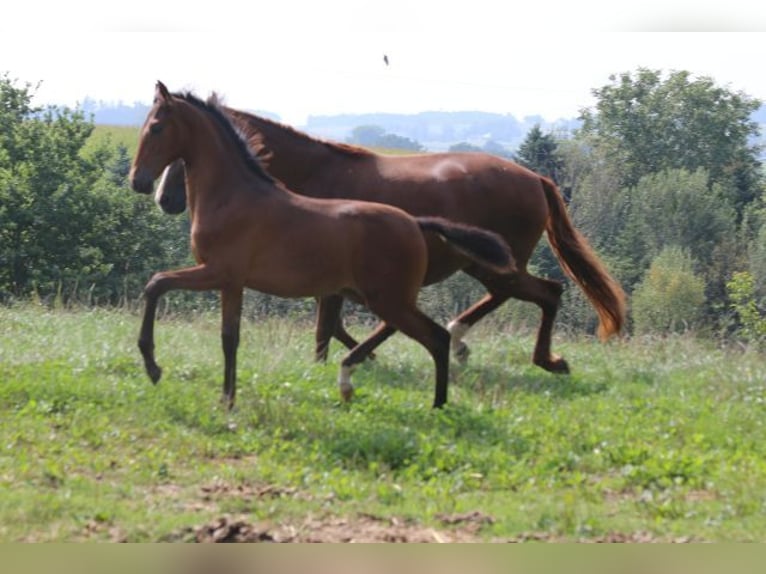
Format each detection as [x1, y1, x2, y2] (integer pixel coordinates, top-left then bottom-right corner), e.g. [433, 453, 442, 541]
[750, 220, 766, 300]
[347, 125, 386, 147]
[448, 142, 482, 153]
[377, 132, 423, 151]
[347, 125, 423, 151]
[481, 139, 512, 159]
[612, 168, 736, 287]
[579, 68, 763, 217]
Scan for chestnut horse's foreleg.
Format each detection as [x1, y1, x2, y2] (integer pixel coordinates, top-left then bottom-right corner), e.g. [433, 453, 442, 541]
[220, 288, 243, 409]
[138, 264, 223, 388]
[338, 322, 396, 401]
[316, 295, 377, 363]
[315, 295, 353, 361]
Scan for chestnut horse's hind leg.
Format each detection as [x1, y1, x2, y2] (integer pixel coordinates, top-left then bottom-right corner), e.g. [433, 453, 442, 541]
[338, 322, 396, 400]
[454, 268, 569, 374]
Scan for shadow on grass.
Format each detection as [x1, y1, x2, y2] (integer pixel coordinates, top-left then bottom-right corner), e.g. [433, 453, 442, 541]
[353, 358, 610, 402]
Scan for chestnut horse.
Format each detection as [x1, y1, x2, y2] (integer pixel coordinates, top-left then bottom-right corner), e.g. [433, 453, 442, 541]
[129, 81, 515, 409]
[156, 107, 626, 373]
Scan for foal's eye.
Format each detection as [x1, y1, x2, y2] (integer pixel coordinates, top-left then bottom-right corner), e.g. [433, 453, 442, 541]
[149, 122, 163, 135]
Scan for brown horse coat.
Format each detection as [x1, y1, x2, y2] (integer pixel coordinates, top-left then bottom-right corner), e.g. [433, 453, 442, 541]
[156, 107, 626, 374]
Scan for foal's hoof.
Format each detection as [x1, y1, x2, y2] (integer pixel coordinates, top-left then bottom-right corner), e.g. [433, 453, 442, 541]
[219, 394, 236, 411]
[146, 364, 163, 384]
[453, 342, 471, 364]
[534, 355, 570, 375]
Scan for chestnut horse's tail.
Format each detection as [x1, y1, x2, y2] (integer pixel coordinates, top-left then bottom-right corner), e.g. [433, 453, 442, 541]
[540, 177, 626, 340]
[417, 217, 516, 275]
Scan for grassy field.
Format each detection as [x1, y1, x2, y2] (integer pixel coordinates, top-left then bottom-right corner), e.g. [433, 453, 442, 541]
[82, 124, 413, 162]
[84, 125, 140, 159]
[2, 305, 766, 542]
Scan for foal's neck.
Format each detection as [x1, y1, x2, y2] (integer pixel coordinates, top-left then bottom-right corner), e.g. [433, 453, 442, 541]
[182, 113, 279, 213]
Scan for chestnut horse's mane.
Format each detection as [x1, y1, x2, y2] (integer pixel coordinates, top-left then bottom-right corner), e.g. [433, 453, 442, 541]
[224, 105, 376, 160]
[171, 90, 277, 184]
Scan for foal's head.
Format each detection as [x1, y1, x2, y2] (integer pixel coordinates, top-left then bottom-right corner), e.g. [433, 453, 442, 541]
[130, 81, 186, 195]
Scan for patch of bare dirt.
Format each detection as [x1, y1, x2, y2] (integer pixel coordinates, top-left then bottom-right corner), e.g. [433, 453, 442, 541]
[142, 480, 702, 543]
[163, 513, 487, 543]
[160, 514, 700, 543]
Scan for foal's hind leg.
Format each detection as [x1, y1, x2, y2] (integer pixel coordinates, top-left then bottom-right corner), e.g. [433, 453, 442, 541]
[453, 267, 569, 373]
[365, 303, 451, 408]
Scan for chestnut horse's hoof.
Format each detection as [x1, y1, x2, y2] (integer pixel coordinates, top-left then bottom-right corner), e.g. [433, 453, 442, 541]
[534, 355, 570, 374]
[340, 384, 354, 402]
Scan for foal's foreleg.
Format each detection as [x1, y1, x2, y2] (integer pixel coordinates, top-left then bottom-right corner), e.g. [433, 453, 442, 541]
[220, 288, 243, 409]
[139, 265, 222, 385]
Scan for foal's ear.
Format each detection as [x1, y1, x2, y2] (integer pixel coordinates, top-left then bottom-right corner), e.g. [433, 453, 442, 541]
[154, 81, 173, 106]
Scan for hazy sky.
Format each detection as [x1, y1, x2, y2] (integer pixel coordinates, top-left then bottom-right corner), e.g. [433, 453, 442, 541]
[2, 1, 765, 125]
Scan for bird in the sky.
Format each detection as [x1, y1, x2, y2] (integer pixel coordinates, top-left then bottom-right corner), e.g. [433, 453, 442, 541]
[383, 54, 389, 66]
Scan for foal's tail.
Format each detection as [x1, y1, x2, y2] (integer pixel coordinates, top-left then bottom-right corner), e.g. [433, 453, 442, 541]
[540, 177, 627, 340]
[417, 217, 516, 275]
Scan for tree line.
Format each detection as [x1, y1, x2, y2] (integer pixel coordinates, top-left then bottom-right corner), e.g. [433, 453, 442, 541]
[1, 69, 764, 342]
[516, 69, 764, 342]
[0, 73, 189, 309]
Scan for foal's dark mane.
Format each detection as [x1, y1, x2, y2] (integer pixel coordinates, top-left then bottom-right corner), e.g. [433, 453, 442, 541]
[172, 90, 276, 184]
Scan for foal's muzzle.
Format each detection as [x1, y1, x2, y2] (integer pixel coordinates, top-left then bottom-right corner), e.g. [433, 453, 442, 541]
[158, 192, 186, 215]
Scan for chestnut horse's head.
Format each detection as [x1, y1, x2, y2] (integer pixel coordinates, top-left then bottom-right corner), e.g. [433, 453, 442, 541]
[130, 81, 183, 195]
[155, 158, 187, 215]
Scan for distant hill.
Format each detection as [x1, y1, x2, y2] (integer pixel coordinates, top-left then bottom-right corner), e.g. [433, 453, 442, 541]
[85, 99, 766, 156]
[304, 111, 580, 152]
[83, 99, 150, 126]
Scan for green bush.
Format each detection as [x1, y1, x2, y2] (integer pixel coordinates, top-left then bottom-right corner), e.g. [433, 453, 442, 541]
[727, 270, 766, 343]
[632, 246, 706, 334]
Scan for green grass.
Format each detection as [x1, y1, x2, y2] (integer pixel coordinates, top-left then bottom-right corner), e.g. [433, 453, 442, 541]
[82, 123, 413, 162]
[2, 304, 766, 541]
